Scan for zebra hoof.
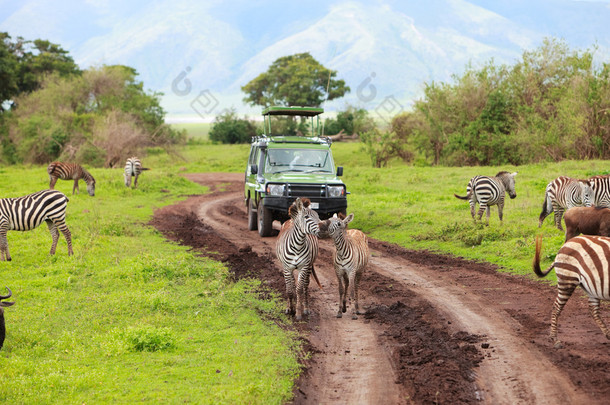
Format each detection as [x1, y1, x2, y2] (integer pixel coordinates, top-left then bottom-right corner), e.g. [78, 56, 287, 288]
[553, 340, 564, 349]
[351, 314, 358, 320]
[336, 312, 342, 318]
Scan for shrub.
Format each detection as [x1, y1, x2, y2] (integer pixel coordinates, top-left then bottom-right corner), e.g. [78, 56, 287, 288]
[209, 108, 258, 144]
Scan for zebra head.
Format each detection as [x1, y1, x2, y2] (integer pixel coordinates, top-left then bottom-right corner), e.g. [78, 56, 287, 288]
[318, 212, 354, 240]
[289, 198, 320, 237]
[87, 180, 96, 197]
[0, 287, 15, 350]
[579, 181, 594, 207]
[497, 171, 518, 199]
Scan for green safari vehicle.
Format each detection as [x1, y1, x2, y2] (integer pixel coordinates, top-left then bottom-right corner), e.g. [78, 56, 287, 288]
[244, 106, 348, 237]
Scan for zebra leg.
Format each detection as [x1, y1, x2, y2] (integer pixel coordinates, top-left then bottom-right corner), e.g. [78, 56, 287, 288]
[56, 223, 73, 256]
[469, 201, 476, 221]
[302, 267, 312, 316]
[49, 176, 58, 189]
[348, 270, 359, 320]
[588, 297, 610, 339]
[283, 269, 296, 316]
[498, 202, 504, 223]
[553, 207, 564, 231]
[550, 283, 577, 347]
[73, 179, 79, 195]
[124, 174, 131, 188]
[134, 174, 139, 188]
[335, 269, 346, 318]
[295, 269, 311, 321]
[476, 205, 486, 222]
[46, 220, 59, 255]
[0, 228, 10, 261]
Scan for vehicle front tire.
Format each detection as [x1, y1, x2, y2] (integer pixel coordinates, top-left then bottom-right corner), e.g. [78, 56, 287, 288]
[247, 198, 258, 231]
[257, 203, 274, 237]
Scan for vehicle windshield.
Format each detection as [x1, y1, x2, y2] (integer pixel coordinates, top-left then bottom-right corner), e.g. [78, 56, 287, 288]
[265, 149, 333, 173]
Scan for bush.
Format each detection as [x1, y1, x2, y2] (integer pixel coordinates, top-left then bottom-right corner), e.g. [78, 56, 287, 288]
[209, 108, 258, 144]
[324, 106, 375, 135]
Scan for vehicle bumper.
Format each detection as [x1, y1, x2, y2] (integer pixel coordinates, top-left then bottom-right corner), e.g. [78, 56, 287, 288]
[262, 196, 347, 218]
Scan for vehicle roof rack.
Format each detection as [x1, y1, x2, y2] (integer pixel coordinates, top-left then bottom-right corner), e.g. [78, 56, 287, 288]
[262, 106, 324, 117]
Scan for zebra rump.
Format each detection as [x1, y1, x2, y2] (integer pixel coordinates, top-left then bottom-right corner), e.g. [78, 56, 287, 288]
[534, 234, 610, 347]
[124, 157, 149, 188]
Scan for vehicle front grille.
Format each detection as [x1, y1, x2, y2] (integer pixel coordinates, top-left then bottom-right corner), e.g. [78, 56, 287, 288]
[287, 184, 326, 197]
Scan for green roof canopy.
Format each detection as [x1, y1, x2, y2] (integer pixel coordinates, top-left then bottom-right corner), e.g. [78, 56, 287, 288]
[262, 106, 324, 117]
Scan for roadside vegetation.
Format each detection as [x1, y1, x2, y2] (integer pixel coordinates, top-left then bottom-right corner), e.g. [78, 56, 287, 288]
[0, 164, 299, 404]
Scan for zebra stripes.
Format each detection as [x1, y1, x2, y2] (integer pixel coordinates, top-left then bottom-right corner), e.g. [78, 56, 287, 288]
[276, 198, 321, 321]
[47, 162, 96, 196]
[538, 176, 592, 230]
[124, 157, 149, 188]
[0, 190, 73, 261]
[586, 175, 610, 208]
[534, 235, 610, 346]
[454, 171, 518, 225]
[319, 213, 369, 320]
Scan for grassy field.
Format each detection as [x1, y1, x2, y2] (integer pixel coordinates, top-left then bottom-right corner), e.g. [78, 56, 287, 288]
[0, 165, 299, 404]
[1, 127, 604, 402]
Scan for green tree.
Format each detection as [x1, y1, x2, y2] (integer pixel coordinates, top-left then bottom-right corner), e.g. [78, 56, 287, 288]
[241, 53, 350, 108]
[324, 106, 375, 135]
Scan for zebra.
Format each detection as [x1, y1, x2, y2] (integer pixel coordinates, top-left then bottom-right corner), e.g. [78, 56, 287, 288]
[47, 162, 96, 196]
[538, 176, 592, 230]
[276, 198, 321, 321]
[534, 234, 610, 348]
[0, 287, 14, 350]
[318, 213, 369, 320]
[0, 190, 73, 261]
[124, 157, 149, 188]
[454, 171, 518, 225]
[586, 174, 610, 208]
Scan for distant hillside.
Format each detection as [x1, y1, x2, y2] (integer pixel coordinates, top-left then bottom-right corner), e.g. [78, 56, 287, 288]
[2, 0, 610, 117]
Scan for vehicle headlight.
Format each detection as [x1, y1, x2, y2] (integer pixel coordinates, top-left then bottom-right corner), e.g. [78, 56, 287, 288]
[266, 184, 285, 196]
[327, 185, 345, 198]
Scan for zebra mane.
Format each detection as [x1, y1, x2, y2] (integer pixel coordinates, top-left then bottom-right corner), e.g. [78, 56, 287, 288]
[288, 198, 312, 218]
[495, 171, 511, 177]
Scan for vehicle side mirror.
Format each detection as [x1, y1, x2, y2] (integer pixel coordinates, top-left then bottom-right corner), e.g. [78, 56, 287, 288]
[251, 164, 258, 175]
[336, 166, 343, 176]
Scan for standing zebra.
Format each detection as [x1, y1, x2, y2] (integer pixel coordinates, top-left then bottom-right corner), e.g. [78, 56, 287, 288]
[538, 176, 592, 230]
[454, 171, 518, 225]
[319, 213, 369, 320]
[276, 198, 321, 321]
[0, 287, 14, 350]
[586, 174, 610, 208]
[0, 190, 73, 261]
[124, 157, 149, 188]
[534, 235, 610, 347]
[47, 162, 96, 196]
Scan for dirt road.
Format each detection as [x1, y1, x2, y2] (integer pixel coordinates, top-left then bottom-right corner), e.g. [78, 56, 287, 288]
[151, 173, 610, 404]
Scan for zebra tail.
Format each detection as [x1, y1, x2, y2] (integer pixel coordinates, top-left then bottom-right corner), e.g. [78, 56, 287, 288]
[311, 266, 323, 289]
[533, 234, 555, 278]
[141, 167, 151, 171]
[454, 192, 470, 200]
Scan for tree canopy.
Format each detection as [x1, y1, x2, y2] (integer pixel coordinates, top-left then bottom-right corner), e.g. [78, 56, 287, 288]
[241, 52, 350, 108]
[0, 32, 80, 111]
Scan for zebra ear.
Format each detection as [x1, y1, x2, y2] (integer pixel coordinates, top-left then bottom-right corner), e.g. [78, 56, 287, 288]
[511, 172, 518, 177]
[295, 198, 304, 211]
[344, 213, 354, 224]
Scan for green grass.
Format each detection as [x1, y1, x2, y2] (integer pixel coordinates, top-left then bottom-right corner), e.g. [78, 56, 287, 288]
[171, 122, 213, 140]
[0, 165, 299, 404]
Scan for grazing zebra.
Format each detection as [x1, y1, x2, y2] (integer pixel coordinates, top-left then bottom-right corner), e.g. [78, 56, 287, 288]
[276, 198, 321, 321]
[0, 287, 14, 350]
[454, 171, 518, 225]
[318, 213, 369, 320]
[0, 190, 73, 261]
[124, 157, 149, 188]
[586, 174, 610, 208]
[539, 176, 592, 230]
[534, 235, 610, 347]
[47, 162, 96, 196]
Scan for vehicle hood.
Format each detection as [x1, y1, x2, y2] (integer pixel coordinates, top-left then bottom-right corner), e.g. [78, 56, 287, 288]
[263, 172, 344, 184]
